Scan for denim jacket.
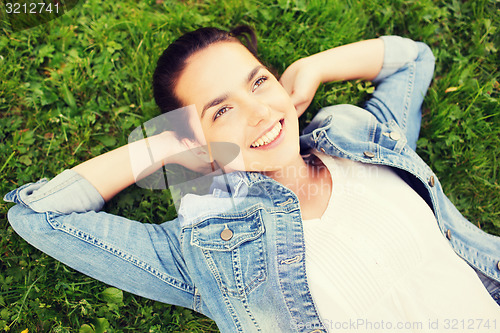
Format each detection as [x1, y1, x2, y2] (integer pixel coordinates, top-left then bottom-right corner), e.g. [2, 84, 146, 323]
[5, 36, 500, 333]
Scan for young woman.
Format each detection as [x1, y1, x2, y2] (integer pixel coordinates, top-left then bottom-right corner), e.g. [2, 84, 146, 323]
[5, 27, 500, 332]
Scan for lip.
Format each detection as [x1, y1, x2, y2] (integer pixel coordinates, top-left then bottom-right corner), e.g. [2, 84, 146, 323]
[250, 119, 285, 150]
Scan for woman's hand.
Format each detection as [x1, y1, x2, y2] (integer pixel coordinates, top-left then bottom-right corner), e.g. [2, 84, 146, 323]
[279, 57, 322, 118]
[161, 131, 214, 174]
[279, 38, 384, 118]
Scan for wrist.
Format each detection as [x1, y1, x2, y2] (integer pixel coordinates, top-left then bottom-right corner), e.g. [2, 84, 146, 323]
[147, 131, 177, 166]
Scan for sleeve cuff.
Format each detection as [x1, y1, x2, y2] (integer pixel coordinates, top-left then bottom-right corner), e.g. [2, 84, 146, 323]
[373, 35, 419, 83]
[3, 169, 105, 214]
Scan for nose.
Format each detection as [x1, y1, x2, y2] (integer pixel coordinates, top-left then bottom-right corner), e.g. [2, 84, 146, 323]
[244, 97, 271, 127]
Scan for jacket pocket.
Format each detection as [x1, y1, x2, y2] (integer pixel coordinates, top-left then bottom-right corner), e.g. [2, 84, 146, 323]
[191, 207, 266, 298]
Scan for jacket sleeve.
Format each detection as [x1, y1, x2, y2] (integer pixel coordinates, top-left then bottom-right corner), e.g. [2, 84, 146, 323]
[363, 36, 436, 150]
[4, 169, 105, 214]
[4, 170, 197, 312]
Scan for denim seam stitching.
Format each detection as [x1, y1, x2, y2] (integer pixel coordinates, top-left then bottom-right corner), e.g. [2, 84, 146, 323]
[46, 212, 194, 294]
[452, 237, 500, 283]
[186, 203, 264, 229]
[192, 287, 202, 312]
[26, 172, 81, 203]
[401, 61, 416, 133]
[203, 249, 244, 331]
[198, 233, 267, 298]
[276, 206, 326, 332]
[240, 292, 262, 332]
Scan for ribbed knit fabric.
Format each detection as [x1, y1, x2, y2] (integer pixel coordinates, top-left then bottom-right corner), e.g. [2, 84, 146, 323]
[303, 152, 500, 332]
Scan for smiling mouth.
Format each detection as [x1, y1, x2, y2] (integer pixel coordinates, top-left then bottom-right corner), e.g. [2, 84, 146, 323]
[250, 119, 284, 148]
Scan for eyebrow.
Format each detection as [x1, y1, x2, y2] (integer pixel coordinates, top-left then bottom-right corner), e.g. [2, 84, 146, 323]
[201, 65, 265, 119]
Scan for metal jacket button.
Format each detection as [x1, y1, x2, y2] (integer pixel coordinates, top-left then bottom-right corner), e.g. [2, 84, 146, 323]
[446, 229, 452, 240]
[363, 151, 375, 158]
[320, 147, 326, 153]
[429, 175, 435, 187]
[220, 225, 233, 241]
[497, 261, 500, 272]
[389, 131, 401, 141]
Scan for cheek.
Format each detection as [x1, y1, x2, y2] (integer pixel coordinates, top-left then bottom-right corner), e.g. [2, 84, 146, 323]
[266, 84, 287, 100]
[265, 86, 295, 111]
[205, 124, 244, 145]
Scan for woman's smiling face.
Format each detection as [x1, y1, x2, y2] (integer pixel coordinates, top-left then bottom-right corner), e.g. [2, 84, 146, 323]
[175, 41, 301, 172]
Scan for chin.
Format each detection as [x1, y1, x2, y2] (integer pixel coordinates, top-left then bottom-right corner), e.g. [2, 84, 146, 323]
[249, 152, 300, 172]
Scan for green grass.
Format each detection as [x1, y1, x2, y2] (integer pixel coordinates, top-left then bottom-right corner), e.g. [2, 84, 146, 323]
[0, 0, 499, 331]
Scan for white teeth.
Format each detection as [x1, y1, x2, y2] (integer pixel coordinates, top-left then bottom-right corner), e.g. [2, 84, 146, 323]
[251, 121, 282, 148]
[261, 134, 271, 144]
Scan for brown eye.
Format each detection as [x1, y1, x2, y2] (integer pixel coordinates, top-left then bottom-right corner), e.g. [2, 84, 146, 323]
[252, 76, 268, 92]
[214, 107, 230, 121]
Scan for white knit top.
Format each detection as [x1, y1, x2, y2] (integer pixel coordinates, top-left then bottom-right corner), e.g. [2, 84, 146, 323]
[303, 152, 500, 332]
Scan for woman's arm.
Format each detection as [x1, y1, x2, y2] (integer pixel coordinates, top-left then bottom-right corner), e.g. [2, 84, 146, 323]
[73, 130, 212, 202]
[72, 131, 175, 202]
[279, 38, 384, 117]
[298, 36, 435, 150]
[3, 132, 184, 215]
[363, 37, 435, 149]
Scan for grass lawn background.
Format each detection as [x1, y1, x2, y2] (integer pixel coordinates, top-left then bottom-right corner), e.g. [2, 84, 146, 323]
[0, 0, 498, 331]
